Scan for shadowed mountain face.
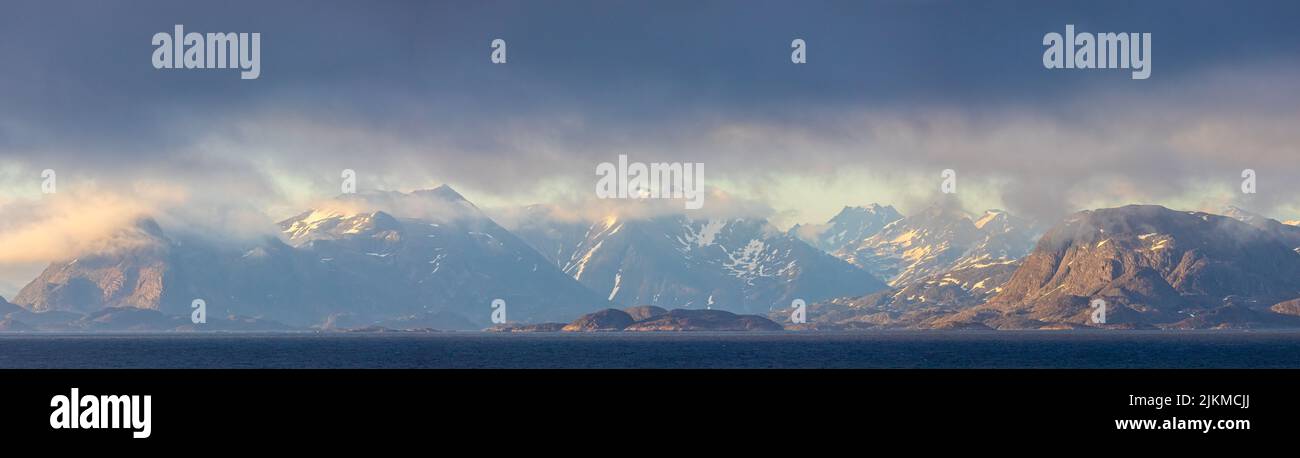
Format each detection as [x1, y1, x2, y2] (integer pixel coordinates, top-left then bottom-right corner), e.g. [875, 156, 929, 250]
[1221, 205, 1300, 253]
[513, 211, 887, 314]
[279, 189, 610, 325]
[508, 204, 593, 266]
[0, 296, 21, 315]
[11, 187, 610, 328]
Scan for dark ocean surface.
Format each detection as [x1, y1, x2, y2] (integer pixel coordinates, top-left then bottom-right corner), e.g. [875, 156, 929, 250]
[4, 331, 1300, 368]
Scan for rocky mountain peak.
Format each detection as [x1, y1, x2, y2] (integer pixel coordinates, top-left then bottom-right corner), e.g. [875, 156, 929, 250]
[983, 204, 1300, 326]
[791, 203, 903, 253]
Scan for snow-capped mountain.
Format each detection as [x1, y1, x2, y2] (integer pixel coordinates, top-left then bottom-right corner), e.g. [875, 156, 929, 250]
[832, 202, 1040, 288]
[11, 186, 609, 329]
[953, 209, 1041, 270]
[786, 205, 1300, 330]
[773, 259, 1023, 329]
[276, 186, 609, 325]
[787, 204, 902, 253]
[868, 260, 1021, 310]
[968, 205, 1300, 329]
[513, 212, 887, 313]
[771, 207, 1032, 329]
[12, 217, 329, 326]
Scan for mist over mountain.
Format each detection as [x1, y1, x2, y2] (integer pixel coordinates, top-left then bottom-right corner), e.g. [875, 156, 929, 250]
[9, 191, 1300, 332]
[7, 186, 610, 330]
[1221, 205, 1300, 253]
[977, 205, 1300, 328]
[799, 205, 1300, 330]
[279, 186, 609, 326]
[507, 204, 592, 266]
[0, 280, 22, 300]
[787, 204, 903, 253]
[9, 217, 323, 329]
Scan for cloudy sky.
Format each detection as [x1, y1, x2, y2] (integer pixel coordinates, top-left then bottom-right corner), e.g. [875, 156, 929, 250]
[2, 0, 1299, 294]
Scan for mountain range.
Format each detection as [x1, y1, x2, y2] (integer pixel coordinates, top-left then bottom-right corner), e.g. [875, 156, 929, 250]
[793, 205, 1300, 330]
[276, 187, 608, 326]
[511, 207, 887, 314]
[8, 186, 609, 330]
[7, 184, 1300, 331]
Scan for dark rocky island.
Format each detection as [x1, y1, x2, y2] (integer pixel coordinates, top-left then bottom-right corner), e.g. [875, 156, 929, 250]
[487, 306, 782, 332]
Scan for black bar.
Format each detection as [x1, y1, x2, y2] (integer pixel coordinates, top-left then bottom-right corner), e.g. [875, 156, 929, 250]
[2, 369, 1288, 447]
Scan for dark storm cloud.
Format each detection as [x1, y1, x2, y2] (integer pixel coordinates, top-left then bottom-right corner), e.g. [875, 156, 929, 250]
[1, 0, 1299, 222]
